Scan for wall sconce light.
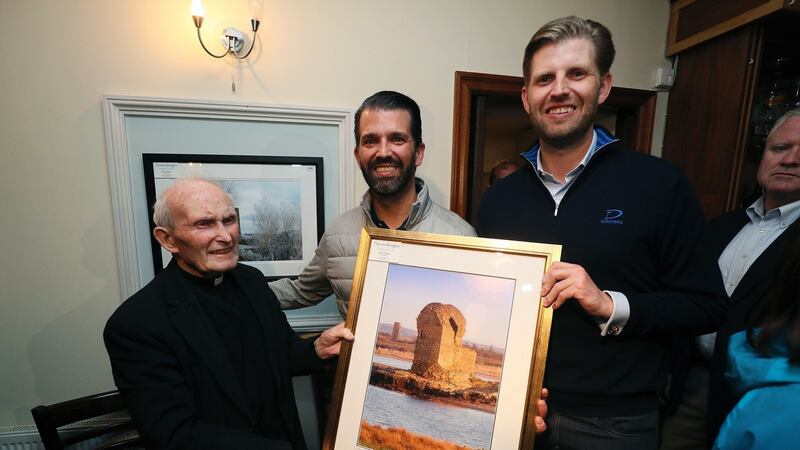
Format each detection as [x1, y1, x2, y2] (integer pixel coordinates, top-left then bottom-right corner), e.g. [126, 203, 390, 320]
[191, 0, 263, 59]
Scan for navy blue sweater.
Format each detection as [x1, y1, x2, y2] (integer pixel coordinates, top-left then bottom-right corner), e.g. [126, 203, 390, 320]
[477, 138, 726, 416]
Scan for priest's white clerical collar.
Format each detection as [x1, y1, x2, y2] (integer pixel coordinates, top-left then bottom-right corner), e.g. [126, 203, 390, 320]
[213, 275, 224, 286]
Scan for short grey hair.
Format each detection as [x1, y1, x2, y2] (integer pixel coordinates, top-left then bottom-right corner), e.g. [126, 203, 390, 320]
[152, 190, 174, 229]
[767, 108, 800, 142]
[151, 177, 232, 229]
[523, 16, 615, 84]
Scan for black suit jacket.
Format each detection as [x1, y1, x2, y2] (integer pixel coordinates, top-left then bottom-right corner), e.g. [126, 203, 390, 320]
[707, 209, 800, 439]
[104, 261, 325, 450]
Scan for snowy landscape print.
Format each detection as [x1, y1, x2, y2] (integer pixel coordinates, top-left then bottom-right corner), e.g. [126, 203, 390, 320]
[220, 179, 303, 262]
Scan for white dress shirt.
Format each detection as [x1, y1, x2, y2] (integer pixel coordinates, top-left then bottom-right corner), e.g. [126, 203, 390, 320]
[697, 196, 800, 358]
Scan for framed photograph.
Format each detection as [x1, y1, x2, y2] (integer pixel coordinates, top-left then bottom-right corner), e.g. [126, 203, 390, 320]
[324, 228, 560, 450]
[142, 153, 324, 281]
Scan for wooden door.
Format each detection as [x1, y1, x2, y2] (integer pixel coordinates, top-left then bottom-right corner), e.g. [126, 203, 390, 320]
[661, 24, 762, 218]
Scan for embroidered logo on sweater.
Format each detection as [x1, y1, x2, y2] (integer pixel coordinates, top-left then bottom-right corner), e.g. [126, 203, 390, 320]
[601, 209, 624, 225]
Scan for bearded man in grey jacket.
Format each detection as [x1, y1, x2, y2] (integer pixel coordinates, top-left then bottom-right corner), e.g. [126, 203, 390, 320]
[269, 91, 476, 316]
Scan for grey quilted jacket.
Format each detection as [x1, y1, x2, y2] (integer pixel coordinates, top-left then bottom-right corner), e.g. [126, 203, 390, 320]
[268, 178, 476, 316]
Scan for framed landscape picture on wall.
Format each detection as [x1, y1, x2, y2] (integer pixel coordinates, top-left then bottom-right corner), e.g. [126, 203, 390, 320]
[142, 153, 324, 281]
[324, 228, 560, 450]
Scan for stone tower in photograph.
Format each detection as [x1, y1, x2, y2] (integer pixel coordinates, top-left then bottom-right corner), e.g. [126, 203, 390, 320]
[411, 302, 476, 388]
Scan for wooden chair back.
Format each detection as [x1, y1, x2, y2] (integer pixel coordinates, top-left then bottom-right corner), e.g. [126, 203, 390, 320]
[31, 390, 142, 449]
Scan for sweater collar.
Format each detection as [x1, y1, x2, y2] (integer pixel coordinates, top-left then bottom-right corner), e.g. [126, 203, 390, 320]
[521, 125, 619, 170]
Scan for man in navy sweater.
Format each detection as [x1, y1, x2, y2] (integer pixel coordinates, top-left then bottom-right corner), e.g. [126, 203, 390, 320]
[476, 16, 726, 450]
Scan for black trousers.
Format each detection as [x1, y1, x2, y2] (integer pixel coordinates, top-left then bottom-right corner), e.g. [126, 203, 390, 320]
[659, 365, 710, 450]
[536, 409, 660, 450]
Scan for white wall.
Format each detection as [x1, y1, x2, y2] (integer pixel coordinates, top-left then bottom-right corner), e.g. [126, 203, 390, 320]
[0, 0, 671, 428]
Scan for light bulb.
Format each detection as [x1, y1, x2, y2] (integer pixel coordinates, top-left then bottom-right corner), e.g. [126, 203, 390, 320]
[249, 0, 264, 21]
[191, 0, 205, 17]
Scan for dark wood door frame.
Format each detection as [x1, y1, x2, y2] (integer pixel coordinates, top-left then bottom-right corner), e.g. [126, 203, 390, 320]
[450, 70, 658, 218]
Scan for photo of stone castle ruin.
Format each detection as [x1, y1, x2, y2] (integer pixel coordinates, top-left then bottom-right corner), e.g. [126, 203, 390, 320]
[412, 303, 477, 388]
[357, 264, 515, 450]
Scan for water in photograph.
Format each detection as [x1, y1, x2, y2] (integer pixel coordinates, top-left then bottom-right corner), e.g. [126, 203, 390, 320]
[374, 355, 499, 382]
[474, 372, 498, 382]
[372, 355, 411, 370]
[361, 384, 495, 449]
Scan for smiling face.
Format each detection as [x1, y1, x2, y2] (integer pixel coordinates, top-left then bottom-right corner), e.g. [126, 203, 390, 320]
[522, 38, 611, 151]
[758, 116, 800, 211]
[154, 180, 240, 278]
[355, 108, 425, 197]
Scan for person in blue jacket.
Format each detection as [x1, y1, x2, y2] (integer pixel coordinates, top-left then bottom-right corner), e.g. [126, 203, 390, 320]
[714, 225, 800, 450]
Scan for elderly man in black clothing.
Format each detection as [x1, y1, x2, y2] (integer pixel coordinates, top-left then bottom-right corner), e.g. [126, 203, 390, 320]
[477, 16, 726, 450]
[104, 178, 353, 450]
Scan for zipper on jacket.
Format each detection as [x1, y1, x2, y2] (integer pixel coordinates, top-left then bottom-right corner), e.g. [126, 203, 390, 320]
[549, 138, 617, 218]
[523, 128, 618, 219]
[531, 176, 559, 217]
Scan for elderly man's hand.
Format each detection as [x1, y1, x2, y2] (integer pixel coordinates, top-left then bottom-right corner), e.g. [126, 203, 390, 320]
[541, 262, 613, 319]
[314, 322, 354, 359]
[535, 388, 549, 434]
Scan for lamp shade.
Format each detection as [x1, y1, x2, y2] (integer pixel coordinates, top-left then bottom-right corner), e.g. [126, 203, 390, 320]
[249, 0, 264, 21]
[191, 0, 204, 17]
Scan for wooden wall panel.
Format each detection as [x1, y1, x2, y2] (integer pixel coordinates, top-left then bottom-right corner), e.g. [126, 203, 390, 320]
[662, 25, 761, 218]
[666, 0, 785, 55]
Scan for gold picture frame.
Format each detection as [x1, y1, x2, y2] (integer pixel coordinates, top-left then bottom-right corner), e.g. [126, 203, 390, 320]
[323, 228, 561, 450]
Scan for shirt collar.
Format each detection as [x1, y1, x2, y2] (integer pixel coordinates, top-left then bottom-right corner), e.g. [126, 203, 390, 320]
[364, 178, 423, 230]
[176, 263, 225, 287]
[746, 196, 800, 227]
[521, 125, 619, 172]
[534, 131, 598, 180]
